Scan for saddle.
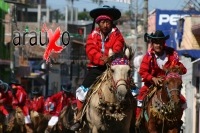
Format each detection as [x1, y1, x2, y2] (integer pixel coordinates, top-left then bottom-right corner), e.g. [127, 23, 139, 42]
[135, 85, 158, 127]
[78, 71, 108, 122]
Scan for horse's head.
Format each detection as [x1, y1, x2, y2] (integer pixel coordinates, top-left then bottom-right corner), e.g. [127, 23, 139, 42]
[108, 48, 133, 102]
[62, 100, 77, 129]
[163, 66, 184, 103]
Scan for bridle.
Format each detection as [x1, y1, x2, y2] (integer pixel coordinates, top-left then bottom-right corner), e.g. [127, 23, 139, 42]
[110, 69, 132, 91]
[164, 72, 182, 99]
[108, 57, 132, 91]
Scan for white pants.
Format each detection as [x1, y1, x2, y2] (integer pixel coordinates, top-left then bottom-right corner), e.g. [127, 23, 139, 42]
[48, 116, 58, 126]
[24, 115, 32, 124]
[76, 86, 88, 102]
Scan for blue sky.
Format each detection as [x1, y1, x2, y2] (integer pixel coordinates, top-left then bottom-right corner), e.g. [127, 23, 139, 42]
[47, 0, 186, 13]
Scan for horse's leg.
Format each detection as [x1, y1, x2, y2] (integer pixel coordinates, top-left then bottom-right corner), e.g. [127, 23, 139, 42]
[91, 126, 98, 133]
[147, 120, 158, 133]
[37, 121, 48, 133]
[168, 128, 178, 133]
[0, 124, 3, 133]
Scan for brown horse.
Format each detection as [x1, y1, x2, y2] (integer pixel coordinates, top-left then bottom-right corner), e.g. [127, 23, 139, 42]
[136, 66, 185, 133]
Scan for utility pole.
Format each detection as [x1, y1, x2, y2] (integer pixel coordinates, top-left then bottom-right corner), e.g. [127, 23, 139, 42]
[134, 0, 138, 56]
[129, 0, 134, 52]
[133, 0, 142, 89]
[65, 6, 68, 31]
[143, 0, 148, 54]
[37, 4, 41, 31]
[10, 4, 16, 82]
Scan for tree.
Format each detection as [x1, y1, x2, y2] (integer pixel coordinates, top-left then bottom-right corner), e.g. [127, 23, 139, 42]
[78, 12, 92, 20]
[125, 10, 133, 17]
[51, 9, 65, 20]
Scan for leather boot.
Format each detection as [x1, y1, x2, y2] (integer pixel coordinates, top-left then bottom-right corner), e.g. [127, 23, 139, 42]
[70, 99, 84, 131]
[70, 109, 82, 131]
[25, 124, 33, 133]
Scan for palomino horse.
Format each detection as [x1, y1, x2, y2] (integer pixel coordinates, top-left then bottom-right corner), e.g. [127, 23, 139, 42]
[78, 48, 136, 133]
[30, 111, 49, 133]
[136, 66, 185, 133]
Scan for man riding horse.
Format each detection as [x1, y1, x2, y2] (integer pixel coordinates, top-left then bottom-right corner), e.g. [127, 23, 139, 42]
[70, 5, 125, 131]
[11, 83, 34, 132]
[30, 87, 44, 113]
[44, 85, 75, 133]
[136, 30, 187, 126]
[0, 80, 12, 129]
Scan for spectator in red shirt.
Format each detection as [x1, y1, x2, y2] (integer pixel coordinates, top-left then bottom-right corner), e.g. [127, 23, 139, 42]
[71, 5, 125, 131]
[44, 85, 75, 133]
[136, 30, 187, 120]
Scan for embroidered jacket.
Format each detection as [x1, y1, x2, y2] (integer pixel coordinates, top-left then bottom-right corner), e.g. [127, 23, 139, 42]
[49, 91, 75, 116]
[30, 96, 44, 113]
[139, 47, 187, 85]
[86, 27, 124, 67]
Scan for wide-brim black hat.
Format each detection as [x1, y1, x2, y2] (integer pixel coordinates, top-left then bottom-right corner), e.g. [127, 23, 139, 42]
[32, 87, 42, 95]
[0, 80, 9, 93]
[144, 32, 153, 42]
[62, 85, 72, 92]
[9, 82, 21, 87]
[90, 5, 121, 21]
[147, 30, 170, 40]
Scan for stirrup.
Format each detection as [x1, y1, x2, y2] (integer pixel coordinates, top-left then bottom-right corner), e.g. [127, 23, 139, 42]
[70, 121, 81, 131]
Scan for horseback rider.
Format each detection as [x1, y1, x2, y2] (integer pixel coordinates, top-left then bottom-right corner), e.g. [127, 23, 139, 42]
[44, 95, 56, 115]
[11, 83, 34, 132]
[30, 87, 44, 113]
[44, 84, 75, 133]
[136, 30, 187, 122]
[0, 80, 12, 127]
[70, 5, 125, 131]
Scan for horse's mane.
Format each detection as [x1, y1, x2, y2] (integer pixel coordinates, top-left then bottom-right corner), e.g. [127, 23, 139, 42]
[163, 65, 184, 75]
